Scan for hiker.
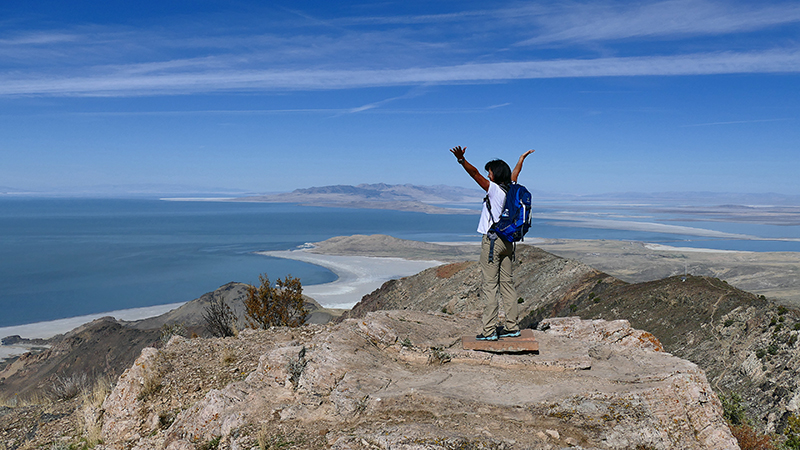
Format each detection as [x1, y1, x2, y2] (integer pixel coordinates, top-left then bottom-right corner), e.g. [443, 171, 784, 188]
[450, 146, 534, 341]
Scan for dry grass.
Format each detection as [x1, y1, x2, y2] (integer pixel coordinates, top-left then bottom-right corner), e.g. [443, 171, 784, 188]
[220, 348, 237, 365]
[137, 350, 166, 402]
[79, 375, 113, 445]
[51, 373, 89, 401]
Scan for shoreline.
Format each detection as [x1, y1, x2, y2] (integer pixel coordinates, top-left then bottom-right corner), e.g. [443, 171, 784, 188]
[256, 249, 443, 309]
[0, 250, 445, 357]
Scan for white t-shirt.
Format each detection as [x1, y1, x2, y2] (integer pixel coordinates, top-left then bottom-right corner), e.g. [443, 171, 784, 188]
[477, 181, 507, 235]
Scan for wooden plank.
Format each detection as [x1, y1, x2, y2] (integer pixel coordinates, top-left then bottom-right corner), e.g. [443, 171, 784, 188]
[462, 329, 539, 353]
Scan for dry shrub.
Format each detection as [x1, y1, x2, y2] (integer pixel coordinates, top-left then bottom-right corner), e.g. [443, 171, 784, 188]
[51, 373, 89, 401]
[731, 424, 774, 450]
[203, 294, 237, 337]
[220, 348, 237, 365]
[245, 274, 308, 329]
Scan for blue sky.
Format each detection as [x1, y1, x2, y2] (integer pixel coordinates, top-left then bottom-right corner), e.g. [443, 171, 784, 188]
[1, 0, 798, 195]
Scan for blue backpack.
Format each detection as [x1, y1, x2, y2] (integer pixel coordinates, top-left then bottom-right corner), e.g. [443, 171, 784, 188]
[486, 183, 532, 243]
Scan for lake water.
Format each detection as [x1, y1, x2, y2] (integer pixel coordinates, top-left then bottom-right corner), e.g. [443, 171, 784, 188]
[1, 197, 798, 328]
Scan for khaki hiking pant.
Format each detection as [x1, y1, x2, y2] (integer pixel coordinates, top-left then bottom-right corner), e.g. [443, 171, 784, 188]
[480, 234, 520, 336]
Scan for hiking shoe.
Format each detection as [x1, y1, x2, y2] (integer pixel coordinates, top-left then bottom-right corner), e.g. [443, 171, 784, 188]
[475, 331, 498, 341]
[498, 329, 521, 338]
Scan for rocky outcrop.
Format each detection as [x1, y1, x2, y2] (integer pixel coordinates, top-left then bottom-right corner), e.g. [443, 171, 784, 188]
[571, 275, 800, 434]
[97, 311, 738, 450]
[343, 242, 800, 434]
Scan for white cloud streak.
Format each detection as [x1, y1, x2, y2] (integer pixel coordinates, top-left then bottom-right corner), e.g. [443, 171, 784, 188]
[1, 49, 798, 97]
[517, 0, 800, 45]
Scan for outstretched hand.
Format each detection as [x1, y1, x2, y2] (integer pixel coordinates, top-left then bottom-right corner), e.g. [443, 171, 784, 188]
[450, 145, 467, 160]
[519, 149, 535, 160]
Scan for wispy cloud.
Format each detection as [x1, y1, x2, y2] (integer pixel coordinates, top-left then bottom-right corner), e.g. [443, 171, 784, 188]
[683, 118, 795, 127]
[1, 2, 798, 98]
[1, 49, 798, 97]
[515, 0, 800, 45]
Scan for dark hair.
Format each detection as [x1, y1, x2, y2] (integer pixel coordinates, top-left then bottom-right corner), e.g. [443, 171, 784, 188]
[484, 159, 512, 186]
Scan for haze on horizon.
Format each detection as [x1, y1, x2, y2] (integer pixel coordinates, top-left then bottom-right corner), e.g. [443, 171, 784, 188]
[1, 0, 798, 196]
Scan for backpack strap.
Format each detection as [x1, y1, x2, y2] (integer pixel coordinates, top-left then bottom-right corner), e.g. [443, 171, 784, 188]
[487, 231, 497, 263]
[483, 183, 510, 230]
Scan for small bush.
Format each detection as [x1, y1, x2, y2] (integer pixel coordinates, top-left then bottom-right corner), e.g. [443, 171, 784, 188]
[203, 295, 237, 337]
[428, 347, 451, 365]
[245, 274, 308, 329]
[720, 392, 748, 426]
[778, 305, 788, 315]
[517, 297, 524, 304]
[220, 348, 237, 365]
[51, 373, 89, 401]
[767, 343, 779, 355]
[756, 349, 767, 359]
[794, 323, 800, 331]
[724, 319, 735, 327]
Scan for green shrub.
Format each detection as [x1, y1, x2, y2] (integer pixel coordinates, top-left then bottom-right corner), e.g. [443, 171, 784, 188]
[719, 392, 748, 426]
[767, 343, 779, 355]
[785, 413, 800, 449]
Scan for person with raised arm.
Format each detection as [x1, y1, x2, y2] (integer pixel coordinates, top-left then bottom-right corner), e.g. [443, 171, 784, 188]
[450, 146, 534, 341]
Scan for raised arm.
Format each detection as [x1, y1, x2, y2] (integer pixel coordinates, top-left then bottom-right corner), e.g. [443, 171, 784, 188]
[450, 145, 490, 191]
[511, 149, 535, 183]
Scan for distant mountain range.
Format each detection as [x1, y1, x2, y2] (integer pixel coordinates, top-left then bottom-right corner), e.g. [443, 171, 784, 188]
[233, 183, 485, 214]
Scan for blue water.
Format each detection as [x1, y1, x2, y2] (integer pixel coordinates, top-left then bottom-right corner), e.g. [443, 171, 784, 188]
[0, 198, 477, 327]
[1, 198, 798, 328]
